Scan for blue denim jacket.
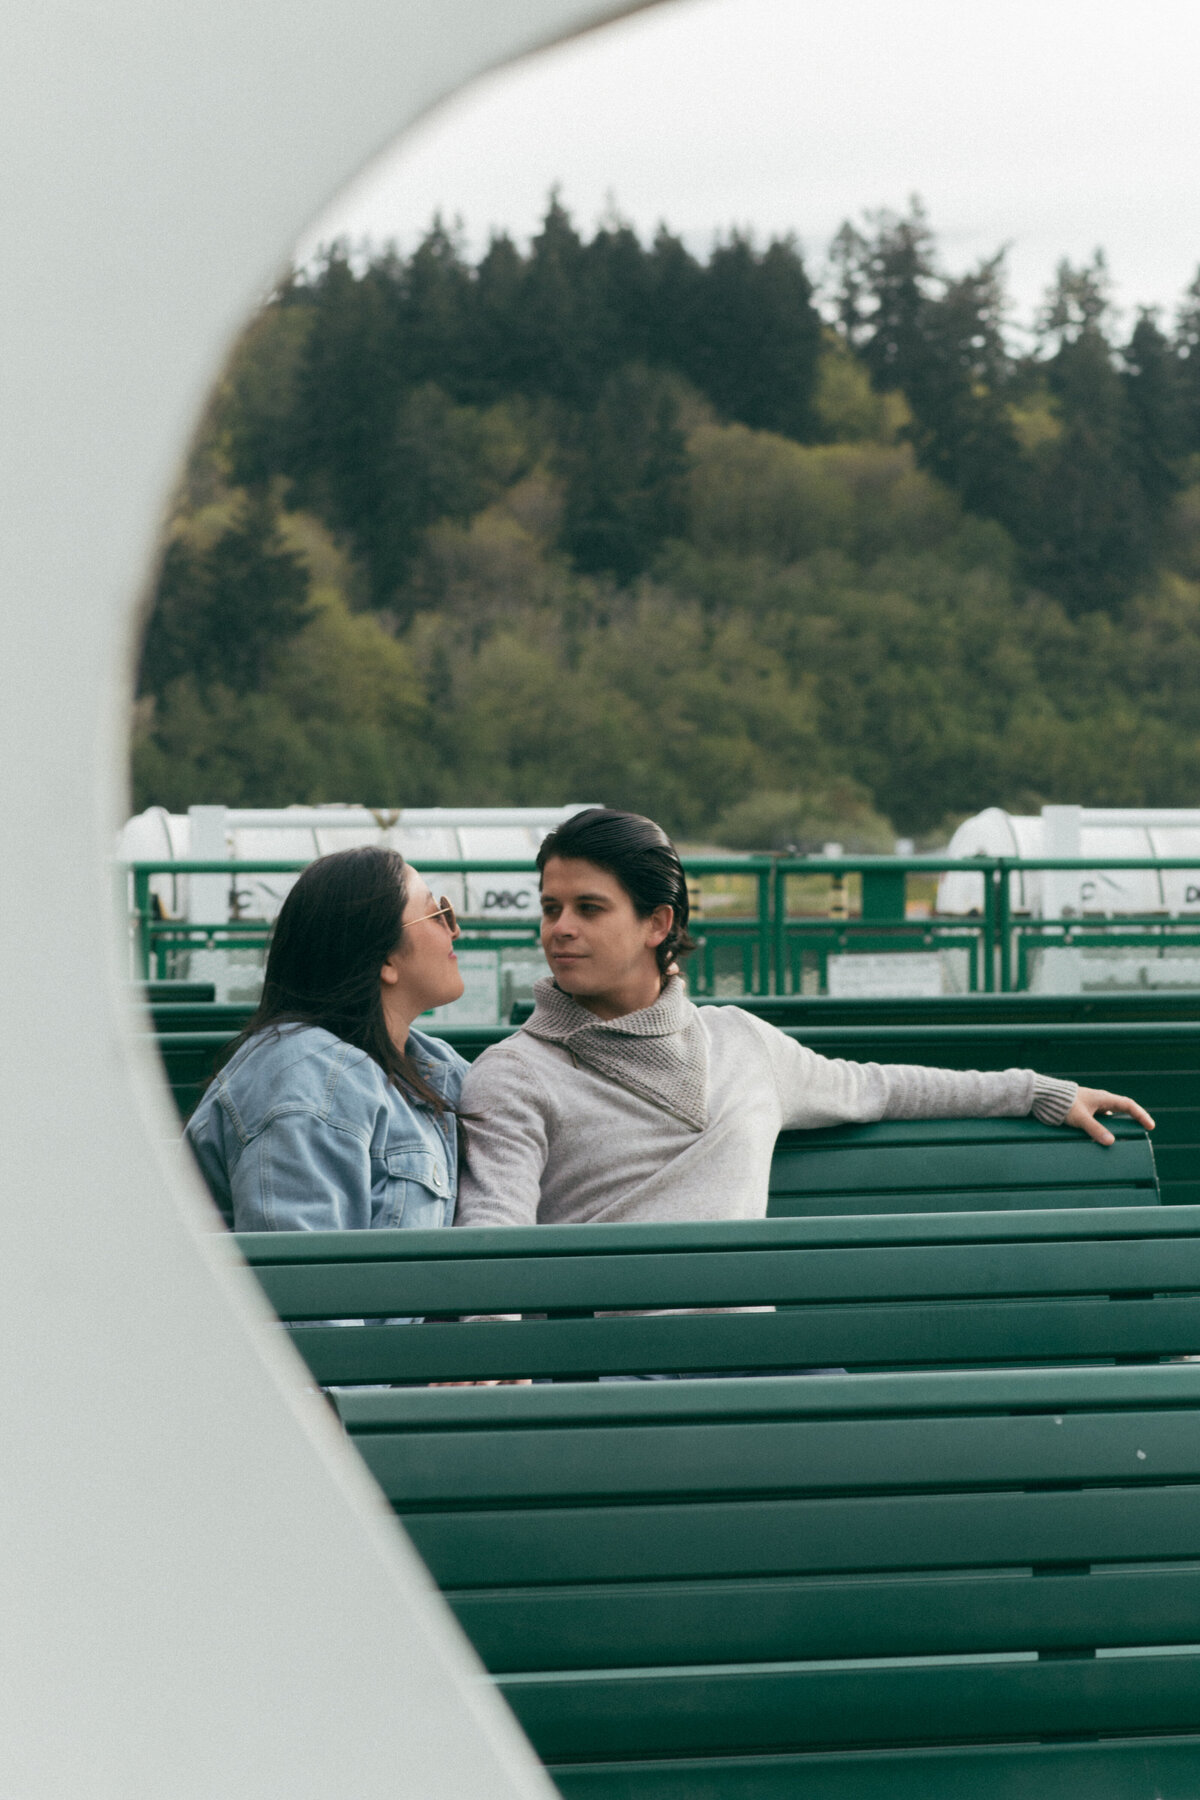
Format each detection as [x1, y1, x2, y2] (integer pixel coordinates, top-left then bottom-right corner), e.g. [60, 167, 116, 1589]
[187, 1023, 465, 1233]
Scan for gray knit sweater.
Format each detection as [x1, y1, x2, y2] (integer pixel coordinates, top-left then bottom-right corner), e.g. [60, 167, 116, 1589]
[455, 978, 1078, 1228]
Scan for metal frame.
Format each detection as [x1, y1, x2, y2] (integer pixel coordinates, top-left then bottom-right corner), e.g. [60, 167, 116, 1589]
[126, 854, 1200, 995]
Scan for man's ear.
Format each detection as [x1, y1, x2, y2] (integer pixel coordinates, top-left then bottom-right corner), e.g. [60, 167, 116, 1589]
[645, 904, 674, 949]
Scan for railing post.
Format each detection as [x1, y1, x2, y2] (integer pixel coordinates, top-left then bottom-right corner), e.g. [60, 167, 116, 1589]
[757, 862, 772, 996]
[772, 859, 787, 996]
[133, 867, 152, 981]
[860, 867, 906, 922]
[997, 859, 1012, 992]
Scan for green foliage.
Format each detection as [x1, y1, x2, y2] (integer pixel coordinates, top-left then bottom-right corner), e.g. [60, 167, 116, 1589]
[132, 200, 1200, 842]
[715, 781, 895, 853]
[139, 496, 311, 698]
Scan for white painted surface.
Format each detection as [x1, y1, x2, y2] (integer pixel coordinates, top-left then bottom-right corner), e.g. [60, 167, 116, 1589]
[0, 2, 646, 1793]
[826, 952, 945, 999]
[938, 807, 1200, 919]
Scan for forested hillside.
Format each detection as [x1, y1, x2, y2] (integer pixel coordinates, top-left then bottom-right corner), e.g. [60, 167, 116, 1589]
[134, 200, 1200, 843]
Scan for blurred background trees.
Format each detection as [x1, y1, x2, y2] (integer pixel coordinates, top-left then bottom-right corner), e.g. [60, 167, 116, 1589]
[133, 198, 1200, 844]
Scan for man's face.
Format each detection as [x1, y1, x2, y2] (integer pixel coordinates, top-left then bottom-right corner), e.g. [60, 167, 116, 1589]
[539, 856, 668, 999]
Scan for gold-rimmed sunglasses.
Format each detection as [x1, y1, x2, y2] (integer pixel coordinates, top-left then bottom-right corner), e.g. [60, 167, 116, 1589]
[399, 896, 460, 937]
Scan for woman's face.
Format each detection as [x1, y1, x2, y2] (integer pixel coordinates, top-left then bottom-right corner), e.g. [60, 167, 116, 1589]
[381, 867, 464, 1017]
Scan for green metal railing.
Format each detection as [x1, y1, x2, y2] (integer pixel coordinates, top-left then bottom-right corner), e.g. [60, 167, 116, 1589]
[125, 854, 1200, 996]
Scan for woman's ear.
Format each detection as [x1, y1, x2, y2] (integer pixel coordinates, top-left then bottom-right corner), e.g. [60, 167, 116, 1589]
[380, 949, 402, 988]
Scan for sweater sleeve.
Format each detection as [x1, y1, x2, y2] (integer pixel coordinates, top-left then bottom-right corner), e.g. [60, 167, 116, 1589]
[742, 1016, 1077, 1129]
[455, 1044, 551, 1227]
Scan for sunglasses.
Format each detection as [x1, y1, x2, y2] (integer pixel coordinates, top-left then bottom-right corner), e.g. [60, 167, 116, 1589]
[400, 895, 460, 937]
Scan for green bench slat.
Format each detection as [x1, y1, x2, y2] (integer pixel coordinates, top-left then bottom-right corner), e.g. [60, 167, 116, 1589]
[404, 1479, 1200, 1589]
[283, 1294, 1200, 1384]
[452, 1563, 1200, 1673]
[348, 1404, 1200, 1510]
[254, 1229, 1196, 1317]
[768, 1183, 1159, 1214]
[549, 1736, 1200, 1799]
[703, 991, 1200, 1024]
[340, 1359, 1200, 1425]
[506, 1651, 1200, 1763]
[245, 1207, 1192, 1383]
[241, 1204, 1200, 1265]
[768, 1127, 1152, 1198]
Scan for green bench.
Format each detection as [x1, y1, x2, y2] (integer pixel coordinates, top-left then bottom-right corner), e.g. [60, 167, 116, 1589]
[136, 979, 217, 1004]
[194, 1114, 1157, 1233]
[346, 1361, 1200, 1796]
[768, 1115, 1156, 1215]
[238, 1187, 1178, 1387]
[701, 989, 1200, 1026]
[336, 1356, 1200, 1795]
[785, 1021, 1200, 1208]
[236, 1177, 1200, 1792]
[152, 1015, 1197, 1203]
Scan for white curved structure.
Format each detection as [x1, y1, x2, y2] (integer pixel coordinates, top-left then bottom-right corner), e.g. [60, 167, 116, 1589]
[938, 806, 1200, 917]
[1, 2, 643, 1793]
[121, 802, 595, 925]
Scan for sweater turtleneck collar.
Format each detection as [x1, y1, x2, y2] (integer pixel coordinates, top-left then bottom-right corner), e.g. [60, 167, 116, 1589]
[522, 974, 709, 1130]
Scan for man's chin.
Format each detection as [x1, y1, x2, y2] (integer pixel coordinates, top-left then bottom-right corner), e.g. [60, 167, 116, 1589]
[549, 964, 596, 995]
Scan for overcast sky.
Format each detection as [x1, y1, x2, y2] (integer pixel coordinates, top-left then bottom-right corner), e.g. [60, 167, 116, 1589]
[299, 0, 1200, 337]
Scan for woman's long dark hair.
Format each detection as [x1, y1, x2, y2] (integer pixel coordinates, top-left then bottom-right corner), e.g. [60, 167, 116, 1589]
[214, 846, 452, 1121]
[536, 807, 697, 979]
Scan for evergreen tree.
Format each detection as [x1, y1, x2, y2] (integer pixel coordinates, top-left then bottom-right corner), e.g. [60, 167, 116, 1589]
[1024, 264, 1152, 613]
[285, 250, 405, 574]
[855, 200, 937, 393]
[1174, 268, 1200, 456]
[517, 195, 599, 406]
[395, 220, 474, 393]
[1122, 309, 1186, 518]
[562, 364, 689, 581]
[685, 233, 822, 441]
[140, 497, 312, 699]
[903, 254, 1025, 528]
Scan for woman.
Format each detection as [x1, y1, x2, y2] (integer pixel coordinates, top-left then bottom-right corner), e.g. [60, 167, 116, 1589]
[187, 846, 466, 1232]
[456, 807, 1155, 1226]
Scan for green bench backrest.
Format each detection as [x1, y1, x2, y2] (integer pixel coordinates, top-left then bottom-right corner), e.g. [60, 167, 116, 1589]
[768, 1114, 1157, 1213]
[238, 1186, 1178, 1386]
[136, 979, 217, 1004]
[700, 990, 1200, 1025]
[781, 1020, 1200, 1207]
[334, 1361, 1200, 1795]
[157, 1018, 1167, 1211]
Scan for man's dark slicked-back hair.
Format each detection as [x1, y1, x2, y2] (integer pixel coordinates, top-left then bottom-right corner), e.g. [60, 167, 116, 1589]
[536, 807, 697, 979]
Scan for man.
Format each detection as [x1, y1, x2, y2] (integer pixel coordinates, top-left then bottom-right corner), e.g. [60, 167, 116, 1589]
[456, 808, 1153, 1226]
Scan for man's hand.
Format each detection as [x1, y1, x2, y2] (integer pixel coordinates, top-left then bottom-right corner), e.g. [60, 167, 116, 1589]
[1065, 1086, 1156, 1146]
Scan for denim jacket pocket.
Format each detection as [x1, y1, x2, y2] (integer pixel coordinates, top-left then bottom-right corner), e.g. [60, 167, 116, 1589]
[381, 1145, 453, 1230]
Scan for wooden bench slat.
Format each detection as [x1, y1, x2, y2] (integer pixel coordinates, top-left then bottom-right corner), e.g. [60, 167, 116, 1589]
[405, 1481, 1200, 1588]
[257, 1232, 1200, 1316]
[452, 1563, 1200, 1672]
[549, 1735, 1200, 1800]
[238, 1203, 1200, 1267]
[769, 1136, 1153, 1196]
[505, 1651, 1200, 1763]
[353, 1406, 1200, 1510]
[768, 1183, 1157, 1214]
[287, 1294, 1200, 1384]
[339, 1360, 1200, 1427]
